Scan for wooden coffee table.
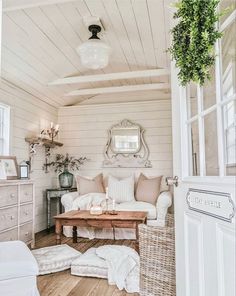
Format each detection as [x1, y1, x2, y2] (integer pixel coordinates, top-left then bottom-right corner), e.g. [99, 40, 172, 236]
[54, 210, 147, 250]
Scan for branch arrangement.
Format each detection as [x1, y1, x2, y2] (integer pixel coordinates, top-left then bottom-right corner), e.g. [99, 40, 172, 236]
[47, 153, 88, 173]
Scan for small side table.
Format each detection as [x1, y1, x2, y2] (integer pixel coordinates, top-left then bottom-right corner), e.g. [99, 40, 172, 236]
[46, 187, 77, 231]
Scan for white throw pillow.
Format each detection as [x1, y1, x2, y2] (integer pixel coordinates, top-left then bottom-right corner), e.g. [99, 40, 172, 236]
[32, 244, 81, 275]
[108, 175, 135, 203]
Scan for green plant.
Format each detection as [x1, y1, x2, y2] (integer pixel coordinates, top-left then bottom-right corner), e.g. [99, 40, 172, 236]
[169, 0, 224, 86]
[48, 153, 88, 173]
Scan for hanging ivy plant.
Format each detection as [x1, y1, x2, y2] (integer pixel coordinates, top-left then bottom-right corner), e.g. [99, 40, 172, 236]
[169, 0, 224, 86]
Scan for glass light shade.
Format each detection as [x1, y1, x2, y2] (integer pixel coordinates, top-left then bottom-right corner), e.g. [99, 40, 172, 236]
[77, 39, 111, 70]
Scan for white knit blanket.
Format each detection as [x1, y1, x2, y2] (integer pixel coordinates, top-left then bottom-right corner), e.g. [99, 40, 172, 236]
[72, 193, 106, 211]
[96, 245, 140, 293]
[72, 193, 106, 239]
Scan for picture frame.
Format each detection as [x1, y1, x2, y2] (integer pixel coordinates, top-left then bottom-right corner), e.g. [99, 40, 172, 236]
[0, 156, 18, 180]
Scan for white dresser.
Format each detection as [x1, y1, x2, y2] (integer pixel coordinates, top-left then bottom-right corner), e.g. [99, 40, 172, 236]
[0, 180, 35, 247]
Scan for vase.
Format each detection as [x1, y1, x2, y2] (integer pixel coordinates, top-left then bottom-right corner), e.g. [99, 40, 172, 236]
[59, 169, 73, 188]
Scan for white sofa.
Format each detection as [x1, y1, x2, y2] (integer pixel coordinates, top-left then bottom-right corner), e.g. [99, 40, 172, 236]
[61, 178, 172, 240]
[0, 241, 39, 296]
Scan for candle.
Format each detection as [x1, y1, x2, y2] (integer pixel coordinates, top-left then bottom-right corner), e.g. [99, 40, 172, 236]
[112, 199, 115, 211]
[105, 187, 109, 200]
[55, 124, 59, 131]
[50, 122, 54, 128]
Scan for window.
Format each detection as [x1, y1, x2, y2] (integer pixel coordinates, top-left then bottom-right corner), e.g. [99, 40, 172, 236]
[0, 103, 10, 155]
[185, 6, 236, 177]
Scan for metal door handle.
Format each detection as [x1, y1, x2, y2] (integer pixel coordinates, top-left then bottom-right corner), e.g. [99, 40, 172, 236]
[166, 176, 179, 187]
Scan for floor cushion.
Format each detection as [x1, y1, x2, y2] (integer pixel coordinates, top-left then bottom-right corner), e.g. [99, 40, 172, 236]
[71, 248, 108, 279]
[116, 201, 157, 219]
[32, 244, 81, 275]
[0, 240, 38, 281]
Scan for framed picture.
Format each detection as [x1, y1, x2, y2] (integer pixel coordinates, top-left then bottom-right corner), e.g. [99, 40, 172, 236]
[0, 162, 6, 180]
[0, 156, 18, 180]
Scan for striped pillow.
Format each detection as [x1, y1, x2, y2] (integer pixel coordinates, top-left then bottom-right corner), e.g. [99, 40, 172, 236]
[108, 175, 135, 203]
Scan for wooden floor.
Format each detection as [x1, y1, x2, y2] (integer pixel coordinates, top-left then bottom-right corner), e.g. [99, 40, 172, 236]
[35, 231, 139, 296]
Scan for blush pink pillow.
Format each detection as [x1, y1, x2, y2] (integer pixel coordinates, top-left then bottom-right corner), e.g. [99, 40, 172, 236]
[76, 174, 105, 195]
[135, 173, 163, 205]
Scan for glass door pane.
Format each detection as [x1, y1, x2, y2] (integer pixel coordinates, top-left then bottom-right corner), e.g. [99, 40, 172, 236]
[223, 101, 236, 175]
[203, 66, 216, 110]
[204, 111, 219, 175]
[221, 21, 236, 99]
[219, 1, 236, 24]
[188, 120, 200, 176]
[187, 82, 198, 119]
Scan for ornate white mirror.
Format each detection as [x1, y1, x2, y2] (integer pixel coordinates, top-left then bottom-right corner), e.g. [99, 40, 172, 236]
[103, 119, 151, 168]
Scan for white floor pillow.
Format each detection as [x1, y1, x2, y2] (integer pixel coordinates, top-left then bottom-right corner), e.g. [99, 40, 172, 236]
[71, 248, 108, 279]
[32, 244, 81, 275]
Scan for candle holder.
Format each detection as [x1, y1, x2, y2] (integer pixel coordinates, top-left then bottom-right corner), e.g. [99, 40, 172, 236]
[41, 122, 59, 143]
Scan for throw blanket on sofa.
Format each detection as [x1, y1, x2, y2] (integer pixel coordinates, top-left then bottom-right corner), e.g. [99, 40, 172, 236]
[96, 245, 140, 293]
[72, 193, 106, 211]
[72, 193, 106, 239]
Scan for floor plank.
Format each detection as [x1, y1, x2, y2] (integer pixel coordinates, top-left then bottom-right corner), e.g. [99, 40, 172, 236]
[35, 231, 138, 296]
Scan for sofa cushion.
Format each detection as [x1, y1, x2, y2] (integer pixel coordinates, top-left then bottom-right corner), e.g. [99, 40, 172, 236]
[32, 244, 81, 275]
[0, 241, 38, 281]
[76, 174, 105, 195]
[135, 174, 163, 205]
[116, 201, 156, 220]
[71, 248, 107, 279]
[108, 175, 135, 203]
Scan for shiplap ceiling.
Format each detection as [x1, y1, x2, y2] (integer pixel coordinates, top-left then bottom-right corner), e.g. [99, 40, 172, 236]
[2, 0, 172, 107]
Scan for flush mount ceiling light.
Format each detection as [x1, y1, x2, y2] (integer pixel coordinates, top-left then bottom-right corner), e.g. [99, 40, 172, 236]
[77, 24, 111, 70]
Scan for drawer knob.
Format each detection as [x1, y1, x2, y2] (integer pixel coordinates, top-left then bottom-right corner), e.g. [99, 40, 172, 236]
[10, 194, 15, 198]
[10, 215, 15, 220]
[25, 232, 29, 236]
[24, 211, 29, 216]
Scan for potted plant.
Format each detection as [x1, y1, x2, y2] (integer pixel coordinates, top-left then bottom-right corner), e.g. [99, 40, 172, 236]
[48, 153, 88, 188]
[168, 0, 225, 86]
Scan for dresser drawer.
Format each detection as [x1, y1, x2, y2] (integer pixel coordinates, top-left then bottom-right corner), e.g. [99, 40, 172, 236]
[0, 186, 18, 207]
[20, 203, 33, 224]
[0, 228, 18, 242]
[20, 184, 33, 203]
[19, 223, 32, 243]
[0, 207, 18, 231]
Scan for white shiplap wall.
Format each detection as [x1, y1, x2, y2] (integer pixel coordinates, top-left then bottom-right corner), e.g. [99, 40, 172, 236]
[0, 80, 58, 232]
[58, 100, 173, 179]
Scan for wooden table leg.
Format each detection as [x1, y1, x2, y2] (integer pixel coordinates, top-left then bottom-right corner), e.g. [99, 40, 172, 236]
[73, 226, 77, 243]
[55, 219, 62, 245]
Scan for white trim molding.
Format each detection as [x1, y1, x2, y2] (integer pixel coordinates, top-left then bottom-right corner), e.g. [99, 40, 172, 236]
[49, 69, 170, 85]
[66, 83, 170, 96]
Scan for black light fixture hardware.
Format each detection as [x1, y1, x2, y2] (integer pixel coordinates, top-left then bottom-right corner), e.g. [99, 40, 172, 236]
[88, 24, 102, 40]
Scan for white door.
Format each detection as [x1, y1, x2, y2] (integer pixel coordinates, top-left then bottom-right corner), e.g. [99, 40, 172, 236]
[171, 4, 236, 296]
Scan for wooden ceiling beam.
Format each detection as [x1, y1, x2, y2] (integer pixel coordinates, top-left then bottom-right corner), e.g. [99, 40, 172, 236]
[3, 0, 77, 12]
[66, 83, 170, 96]
[49, 69, 170, 85]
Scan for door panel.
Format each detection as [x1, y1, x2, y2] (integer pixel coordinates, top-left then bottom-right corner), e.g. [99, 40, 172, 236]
[216, 224, 236, 296]
[184, 213, 204, 296]
[170, 6, 235, 295]
[175, 181, 235, 296]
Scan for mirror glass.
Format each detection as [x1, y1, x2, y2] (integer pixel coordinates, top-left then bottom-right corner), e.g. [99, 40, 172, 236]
[111, 126, 140, 154]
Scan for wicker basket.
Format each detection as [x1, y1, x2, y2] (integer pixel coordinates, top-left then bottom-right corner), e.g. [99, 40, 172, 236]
[139, 214, 176, 296]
